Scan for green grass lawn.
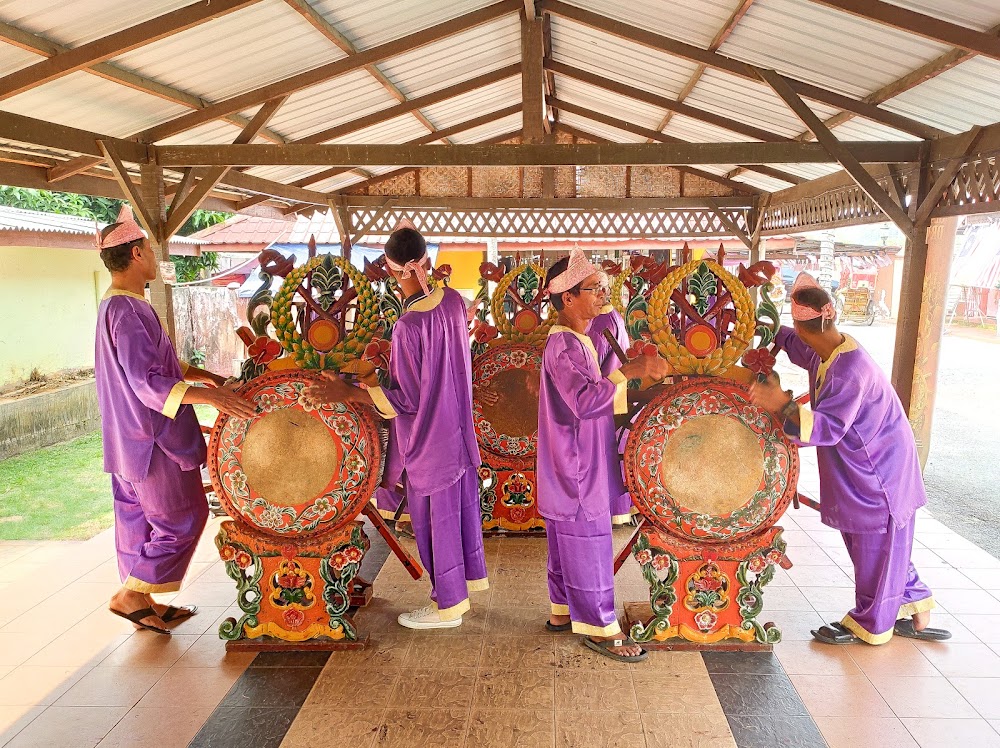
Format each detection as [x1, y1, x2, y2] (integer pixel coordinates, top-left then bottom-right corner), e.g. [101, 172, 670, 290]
[0, 431, 113, 541]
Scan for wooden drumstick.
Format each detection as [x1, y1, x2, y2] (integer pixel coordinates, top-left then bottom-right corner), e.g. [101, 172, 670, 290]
[603, 329, 630, 366]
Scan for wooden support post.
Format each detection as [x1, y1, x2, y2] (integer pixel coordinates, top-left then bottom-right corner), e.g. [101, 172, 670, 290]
[330, 196, 353, 260]
[906, 215, 960, 468]
[521, 15, 545, 144]
[139, 163, 174, 341]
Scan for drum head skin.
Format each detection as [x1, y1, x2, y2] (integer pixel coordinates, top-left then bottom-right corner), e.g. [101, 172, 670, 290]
[472, 343, 541, 466]
[208, 369, 382, 540]
[624, 378, 798, 543]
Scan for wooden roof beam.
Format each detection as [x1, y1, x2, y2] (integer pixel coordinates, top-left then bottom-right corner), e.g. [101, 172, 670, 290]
[807, 0, 1000, 62]
[522, 13, 546, 143]
[137, 0, 522, 143]
[540, 0, 944, 140]
[756, 66, 915, 241]
[0, 0, 264, 101]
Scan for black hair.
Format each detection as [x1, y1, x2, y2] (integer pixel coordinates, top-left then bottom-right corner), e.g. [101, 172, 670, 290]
[545, 255, 582, 311]
[793, 286, 835, 334]
[99, 223, 143, 273]
[384, 227, 426, 266]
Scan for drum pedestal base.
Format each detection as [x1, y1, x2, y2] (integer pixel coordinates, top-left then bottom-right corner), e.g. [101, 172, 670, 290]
[479, 462, 546, 535]
[215, 520, 370, 650]
[625, 526, 788, 650]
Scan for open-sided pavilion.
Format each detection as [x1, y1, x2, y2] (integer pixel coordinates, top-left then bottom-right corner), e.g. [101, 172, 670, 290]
[1, 0, 999, 458]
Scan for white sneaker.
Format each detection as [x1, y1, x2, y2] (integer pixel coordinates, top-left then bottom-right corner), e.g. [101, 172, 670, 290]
[397, 605, 463, 630]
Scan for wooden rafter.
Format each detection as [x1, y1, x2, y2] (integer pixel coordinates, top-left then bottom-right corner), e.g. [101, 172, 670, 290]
[807, 0, 1000, 61]
[705, 198, 752, 249]
[283, 0, 452, 144]
[652, 0, 756, 136]
[137, 0, 521, 143]
[0, 21, 287, 147]
[547, 61, 789, 143]
[756, 67, 915, 240]
[522, 14, 546, 143]
[913, 125, 985, 227]
[0, 0, 263, 101]
[98, 140, 159, 239]
[540, 0, 944, 140]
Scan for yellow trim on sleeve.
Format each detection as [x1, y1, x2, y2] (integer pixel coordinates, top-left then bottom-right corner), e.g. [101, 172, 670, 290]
[179, 360, 190, 377]
[550, 603, 570, 616]
[103, 288, 149, 302]
[466, 577, 490, 592]
[162, 381, 190, 419]
[550, 324, 602, 369]
[367, 386, 397, 419]
[608, 369, 628, 415]
[572, 619, 623, 637]
[599, 304, 614, 315]
[798, 403, 814, 443]
[840, 613, 893, 645]
[898, 596, 936, 618]
[434, 598, 470, 622]
[124, 576, 182, 594]
[815, 334, 859, 391]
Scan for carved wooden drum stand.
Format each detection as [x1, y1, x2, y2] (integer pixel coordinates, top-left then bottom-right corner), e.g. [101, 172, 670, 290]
[620, 256, 798, 649]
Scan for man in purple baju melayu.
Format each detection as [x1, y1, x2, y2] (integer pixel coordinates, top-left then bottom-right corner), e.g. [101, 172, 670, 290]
[304, 227, 487, 630]
[586, 284, 635, 526]
[751, 273, 950, 645]
[95, 209, 256, 635]
[539, 249, 668, 662]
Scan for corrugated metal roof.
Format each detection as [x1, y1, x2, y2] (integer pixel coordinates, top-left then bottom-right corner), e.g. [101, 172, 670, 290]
[0, 205, 201, 243]
[882, 57, 1000, 135]
[0, 45, 42, 78]
[157, 120, 246, 147]
[188, 213, 291, 245]
[829, 118, 922, 143]
[552, 74, 666, 131]
[558, 113, 647, 143]
[883, 1, 1000, 31]
[419, 77, 521, 130]
[734, 172, 795, 193]
[447, 112, 523, 143]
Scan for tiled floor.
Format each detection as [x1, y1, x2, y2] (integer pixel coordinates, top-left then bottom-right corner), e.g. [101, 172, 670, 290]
[4, 490, 1000, 747]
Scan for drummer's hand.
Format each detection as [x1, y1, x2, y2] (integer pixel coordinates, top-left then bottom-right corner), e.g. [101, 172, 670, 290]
[475, 384, 499, 406]
[620, 353, 670, 383]
[201, 382, 257, 419]
[749, 374, 789, 415]
[303, 372, 356, 407]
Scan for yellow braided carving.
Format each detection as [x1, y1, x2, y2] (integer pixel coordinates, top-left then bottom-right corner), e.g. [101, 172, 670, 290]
[490, 263, 557, 346]
[610, 267, 629, 316]
[647, 259, 754, 376]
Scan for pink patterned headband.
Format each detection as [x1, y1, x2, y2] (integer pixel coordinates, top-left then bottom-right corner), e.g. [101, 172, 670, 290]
[385, 223, 431, 296]
[95, 205, 145, 250]
[548, 247, 600, 294]
[790, 272, 836, 322]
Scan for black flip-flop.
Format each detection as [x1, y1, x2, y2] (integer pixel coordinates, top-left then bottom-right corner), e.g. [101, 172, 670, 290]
[160, 605, 198, 623]
[111, 606, 170, 635]
[584, 636, 648, 663]
[811, 622, 861, 645]
[894, 618, 952, 641]
[545, 620, 572, 633]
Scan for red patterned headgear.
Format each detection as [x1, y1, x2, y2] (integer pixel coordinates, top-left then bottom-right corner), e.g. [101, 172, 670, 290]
[790, 272, 836, 322]
[548, 247, 600, 294]
[96, 205, 145, 250]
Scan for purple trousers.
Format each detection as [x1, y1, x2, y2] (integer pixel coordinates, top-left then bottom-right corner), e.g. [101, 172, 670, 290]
[113, 445, 208, 594]
[547, 507, 621, 637]
[610, 432, 633, 525]
[408, 467, 489, 621]
[840, 514, 934, 645]
[376, 486, 408, 523]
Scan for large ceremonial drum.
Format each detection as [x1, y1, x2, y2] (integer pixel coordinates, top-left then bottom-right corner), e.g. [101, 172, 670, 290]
[472, 343, 541, 466]
[624, 378, 798, 543]
[208, 369, 382, 540]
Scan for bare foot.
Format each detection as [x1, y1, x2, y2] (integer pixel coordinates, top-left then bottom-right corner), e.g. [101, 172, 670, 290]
[913, 609, 931, 632]
[144, 595, 195, 622]
[110, 588, 167, 632]
[590, 635, 643, 658]
[550, 613, 570, 627]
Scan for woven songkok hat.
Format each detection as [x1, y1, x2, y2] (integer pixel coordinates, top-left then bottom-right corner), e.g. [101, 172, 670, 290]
[548, 247, 600, 294]
[96, 205, 145, 250]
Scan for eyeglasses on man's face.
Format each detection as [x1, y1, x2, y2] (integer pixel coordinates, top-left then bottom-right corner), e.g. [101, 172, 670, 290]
[578, 285, 610, 295]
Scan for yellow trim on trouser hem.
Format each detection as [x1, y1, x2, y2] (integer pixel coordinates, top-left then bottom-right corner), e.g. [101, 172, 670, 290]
[551, 602, 570, 616]
[467, 577, 490, 592]
[572, 619, 622, 637]
[611, 514, 632, 525]
[367, 386, 397, 419]
[434, 598, 470, 622]
[378, 508, 411, 522]
[798, 403, 814, 443]
[608, 369, 628, 415]
[899, 596, 936, 618]
[162, 381, 190, 419]
[840, 613, 893, 645]
[125, 576, 182, 594]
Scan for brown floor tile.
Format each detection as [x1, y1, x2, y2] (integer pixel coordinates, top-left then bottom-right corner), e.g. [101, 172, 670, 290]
[758, 610, 827, 641]
[915, 641, 1000, 678]
[170, 581, 241, 608]
[0, 705, 44, 746]
[642, 712, 736, 748]
[96, 706, 214, 748]
[0, 665, 91, 707]
[21, 629, 129, 668]
[474, 669, 555, 710]
[378, 708, 468, 748]
[5, 706, 128, 748]
[950, 678, 1000, 719]
[934, 589, 1000, 616]
[796, 585, 857, 611]
[0, 633, 54, 668]
[96, 634, 198, 669]
[953, 614, 1000, 643]
[847, 638, 940, 678]
[631, 673, 723, 716]
[870, 675, 978, 718]
[402, 635, 484, 669]
[814, 715, 918, 748]
[774, 640, 864, 676]
[134, 664, 244, 709]
[481, 636, 556, 669]
[789, 673, 895, 718]
[491, 585, 551, 608]
[487, 606, 551, 635]
[321, 633, 413, 669]
[760, 585, 813, 612]
[387, 667, 476, 709]
[304, 666, 398, 709]
[631, 651, 707, 674]
[279, 706, 382, 748]
[554, 638, 631, 671]
[54, 667, 166, 708]
[154, 606, 229, 637]
[170, 634, 257, 668]
[900, 717, 1000, 748]
[554, 711, 643, 748]
[554, 670, 636, 712]
[466, 708, 554, 748]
